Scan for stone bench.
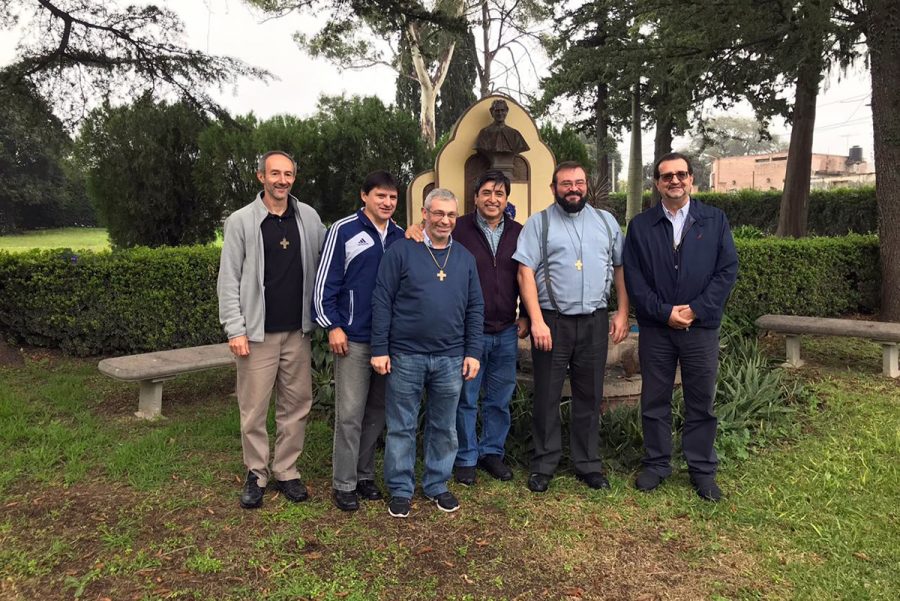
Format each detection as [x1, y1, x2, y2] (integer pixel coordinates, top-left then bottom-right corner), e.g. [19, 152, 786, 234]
[755, 314, 900, 378]
[98, 343, 234, 419]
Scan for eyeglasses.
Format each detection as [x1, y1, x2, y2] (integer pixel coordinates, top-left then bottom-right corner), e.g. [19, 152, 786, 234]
[659, 171, 691, 183]
[556, 180, 586, 189]
[427, 209, 458, 220]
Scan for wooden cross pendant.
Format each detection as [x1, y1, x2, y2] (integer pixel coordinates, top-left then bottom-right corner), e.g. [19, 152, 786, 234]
[437, 270, 447, 282]
[280, 237, 290, 250]
[575, 259, 583, 271]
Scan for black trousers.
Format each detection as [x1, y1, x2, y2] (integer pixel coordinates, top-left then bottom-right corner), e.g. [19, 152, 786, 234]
[530, 309, 608, 475]
[638, 326, 720, 478]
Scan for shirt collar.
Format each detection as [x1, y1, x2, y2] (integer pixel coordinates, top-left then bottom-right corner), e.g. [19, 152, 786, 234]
[423, 230, 453, 249]
[662, 199, 690, 220]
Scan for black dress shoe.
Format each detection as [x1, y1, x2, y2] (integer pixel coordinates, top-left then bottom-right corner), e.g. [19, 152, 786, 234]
[333, 489, 359, 511]
[527, 472, 551, 493]
[273, 478, 309, 502]
[478, 454, 513, 481]
[576, 472, 611, 490]
[454, 465, 476, 486]
[690, 476, 722, 502]
[635, 470, 665, 492]
[240, 471, 265, 509]
[355, 480, 383, 501]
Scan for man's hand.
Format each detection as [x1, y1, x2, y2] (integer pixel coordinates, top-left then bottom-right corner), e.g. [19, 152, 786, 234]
[610, 311, 629, 344]
[371, 355, 391, 375]
[530, 320, 552, 351]
[228, 335, 250, 357]
[667, 305, 693, 330]
[462, 357, 481, 381]
[516, 317, 530, 339]
[328, 327, 349, 356]
[675, 305, 695, 323]
[405, 221, 425, 242]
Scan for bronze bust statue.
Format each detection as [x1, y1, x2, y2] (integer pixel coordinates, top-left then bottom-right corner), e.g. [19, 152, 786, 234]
[475, 99, 530, 156]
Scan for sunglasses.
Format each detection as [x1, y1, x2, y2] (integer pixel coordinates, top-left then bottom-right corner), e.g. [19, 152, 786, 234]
[659, 171, 691, 183]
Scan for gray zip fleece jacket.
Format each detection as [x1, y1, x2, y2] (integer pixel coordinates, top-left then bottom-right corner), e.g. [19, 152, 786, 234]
[217, 193, 325, 341]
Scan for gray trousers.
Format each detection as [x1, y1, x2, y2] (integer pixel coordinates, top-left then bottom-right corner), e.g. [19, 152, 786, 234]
[638, 326, 720, 477]
[333, 341, 386, 491]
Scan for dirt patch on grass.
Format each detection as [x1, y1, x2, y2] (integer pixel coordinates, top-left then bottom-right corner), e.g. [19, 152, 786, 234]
[1, 474, 771, 601]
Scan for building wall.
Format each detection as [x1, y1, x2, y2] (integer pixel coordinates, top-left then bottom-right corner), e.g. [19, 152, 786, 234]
[710, 152, 871, 192]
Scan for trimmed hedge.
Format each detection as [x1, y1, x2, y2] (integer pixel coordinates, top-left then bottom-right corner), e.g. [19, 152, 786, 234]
[0, 235, 881, 356]
[604, 187, 877, 235]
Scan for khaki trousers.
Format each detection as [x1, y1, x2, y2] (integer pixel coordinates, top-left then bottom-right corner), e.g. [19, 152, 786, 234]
[236, 330, 312, 487]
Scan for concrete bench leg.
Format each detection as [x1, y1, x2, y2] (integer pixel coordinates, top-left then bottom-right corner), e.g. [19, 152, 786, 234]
[783, 335, 804, 368]
[136, 378, 173, 419]
[881, 343, 899, 378]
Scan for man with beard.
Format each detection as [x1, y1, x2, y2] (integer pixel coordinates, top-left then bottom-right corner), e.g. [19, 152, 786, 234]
[218, 150, 325, 509]
[623, 153, 737, 502]
[513, 161, 630, 493]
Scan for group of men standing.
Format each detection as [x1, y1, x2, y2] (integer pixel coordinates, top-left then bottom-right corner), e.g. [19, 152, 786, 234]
[217, 149, 738, 517]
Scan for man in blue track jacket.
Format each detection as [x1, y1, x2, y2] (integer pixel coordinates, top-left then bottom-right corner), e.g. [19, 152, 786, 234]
[623, 152, 738, 502]
[313, 171, 405, 512]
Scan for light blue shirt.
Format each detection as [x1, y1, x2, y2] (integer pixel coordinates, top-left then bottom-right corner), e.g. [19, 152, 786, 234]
[663, 199, 690, 247]
[513, 203, 623, 315]
[475, 211, 504, 256]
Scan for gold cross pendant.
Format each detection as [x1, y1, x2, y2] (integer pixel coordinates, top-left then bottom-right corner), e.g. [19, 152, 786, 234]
[575, 259, 583, 271]
[437, 270, 447, 281]
[280, 237, 290, 250]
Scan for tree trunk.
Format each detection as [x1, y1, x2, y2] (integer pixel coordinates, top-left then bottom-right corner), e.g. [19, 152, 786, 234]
[867, 0, 900, 321]
[595, 81, 610, 193]
[627, 83, 642, 222]
[479, 0, 491, 98]
[652, 104, 674, 207]
[776, 52, 822, 237]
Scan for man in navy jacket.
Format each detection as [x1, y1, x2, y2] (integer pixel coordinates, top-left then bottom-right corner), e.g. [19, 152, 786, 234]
[313, 171, 405, 512]
[623, 152, 738, 502]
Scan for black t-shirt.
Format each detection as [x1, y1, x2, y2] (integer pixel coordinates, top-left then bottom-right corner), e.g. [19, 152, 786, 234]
[260, 203, 303, 332]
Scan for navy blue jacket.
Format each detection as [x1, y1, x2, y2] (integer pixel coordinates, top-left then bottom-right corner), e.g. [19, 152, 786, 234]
[312, 209, 405, 342]
[623, 198, 738, 329]
[371, 239, 484, 358]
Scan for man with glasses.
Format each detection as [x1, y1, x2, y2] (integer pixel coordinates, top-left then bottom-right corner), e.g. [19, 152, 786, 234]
[371, 188, 484, 518]
[623, 152, 738, 502]
[513, 161, 630, 493]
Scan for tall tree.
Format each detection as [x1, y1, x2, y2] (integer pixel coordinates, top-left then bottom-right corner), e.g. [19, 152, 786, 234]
[0, 0, 264, 126]
[865, 0, 900, 320]
[77, 95, 216, 248]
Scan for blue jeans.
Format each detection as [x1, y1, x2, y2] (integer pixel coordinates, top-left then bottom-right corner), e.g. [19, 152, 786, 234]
[455, 326, 518, 466]
[384, 353, 464, 498]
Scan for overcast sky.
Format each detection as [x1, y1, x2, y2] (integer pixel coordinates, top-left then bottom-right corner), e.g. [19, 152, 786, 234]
[0, 0, 876, 169]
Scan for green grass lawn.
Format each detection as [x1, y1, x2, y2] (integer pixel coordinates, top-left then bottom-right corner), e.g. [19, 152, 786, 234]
[0, 227, 110, 252]
[0, 337, 897, 600]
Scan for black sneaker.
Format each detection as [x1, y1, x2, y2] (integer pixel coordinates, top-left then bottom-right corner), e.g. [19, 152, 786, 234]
[273, 478, 309, 503]
[388, 496, 411, 518]
[454, 465, 476, 486]
[240, 471, 265, 509]
[426, 491, 460, 513]
[355, 480, 383, 501]
[333, 489, 359, 512]
[478, 454, 513, 481]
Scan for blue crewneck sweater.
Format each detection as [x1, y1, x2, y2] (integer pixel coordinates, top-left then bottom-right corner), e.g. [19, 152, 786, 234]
[371, 238, 484, 358]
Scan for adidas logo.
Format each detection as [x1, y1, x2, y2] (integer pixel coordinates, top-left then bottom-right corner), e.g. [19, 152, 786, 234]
[358, 239, 368, 245]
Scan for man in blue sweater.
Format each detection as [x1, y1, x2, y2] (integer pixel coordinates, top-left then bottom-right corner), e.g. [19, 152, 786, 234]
[313, 170, 405, 512]
[623, 152, 738, 502]
[371, 188, 484, 518]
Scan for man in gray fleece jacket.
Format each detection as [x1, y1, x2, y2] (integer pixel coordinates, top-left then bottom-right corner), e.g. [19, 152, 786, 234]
[217, 150, 325, 509]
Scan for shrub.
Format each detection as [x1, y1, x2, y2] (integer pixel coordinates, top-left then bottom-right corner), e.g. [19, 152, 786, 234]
[606, 187, 877, 235]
